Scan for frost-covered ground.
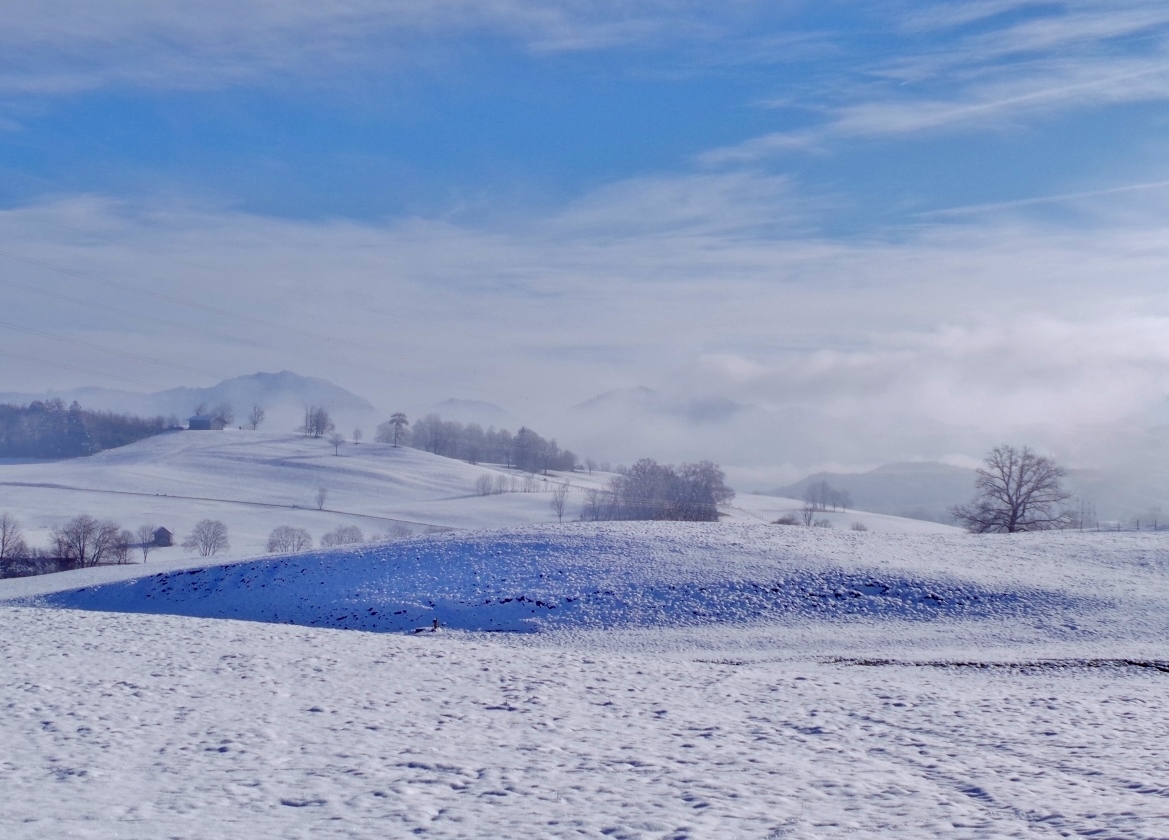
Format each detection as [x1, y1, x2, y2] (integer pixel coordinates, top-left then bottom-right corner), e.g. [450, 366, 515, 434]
[3, 524, 1169, 838]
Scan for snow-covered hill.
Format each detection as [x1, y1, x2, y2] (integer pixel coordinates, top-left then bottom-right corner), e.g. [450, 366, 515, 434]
[0, 429, 955, 561]
[0, 430, 585, 557]
[7, 522, 1165, 659]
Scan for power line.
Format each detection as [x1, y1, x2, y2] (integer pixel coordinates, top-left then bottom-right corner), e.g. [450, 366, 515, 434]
[0, 320, 228, 383]
[0, 273, 402, 381]
[0, 247, 374, 354]
[0, 348, 169, 390]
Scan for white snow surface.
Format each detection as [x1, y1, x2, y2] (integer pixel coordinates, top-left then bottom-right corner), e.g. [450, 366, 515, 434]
[3, 523, 1169, 837]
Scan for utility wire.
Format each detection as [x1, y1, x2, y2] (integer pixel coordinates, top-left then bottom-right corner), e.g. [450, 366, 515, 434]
[0, 274, 402, 380]
[0, 320, 228, 382]
[0, 348, 169, 389]
[0, 247, 373, 354]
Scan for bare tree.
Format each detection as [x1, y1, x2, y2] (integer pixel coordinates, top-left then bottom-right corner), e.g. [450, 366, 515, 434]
[183, 520, 229, 556]
[135, 524, 157, 563]
[248, 404, 266, 430]
[113, 529, 134, 564]
[300, 405, 334, 438]
[267, 525, 313, 553]
[584, 457, 596, 475]
[474, 474, 495, 496]
[53, 515, 121, 567]
[950, 445, 1073, 533]
[550, 483, 569, 523]
[315, 486, 329, 510]
[213, 402, 235, 425]
[0, 513, 27, 562]
[352, 427, 363, 444]
[320, 525, 364, 547]
[328, 431, 345, 455]
[800, 501, 816, 526]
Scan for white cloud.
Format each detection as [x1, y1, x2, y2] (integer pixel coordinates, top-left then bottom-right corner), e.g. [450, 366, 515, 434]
[0, 1, 755, 94]
[703, 1, 1169, 160]
[4, 169, 1169, 457]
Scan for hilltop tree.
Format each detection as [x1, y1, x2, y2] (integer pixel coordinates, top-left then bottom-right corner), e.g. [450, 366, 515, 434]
[376, 413, 409, 447]
[248, 404, 265, 430]
[950, 445, 1072, 533]
[328, 431, 345, 455]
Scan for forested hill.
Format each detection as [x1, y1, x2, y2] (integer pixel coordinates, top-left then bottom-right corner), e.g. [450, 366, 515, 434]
[0, 400, 171, 459]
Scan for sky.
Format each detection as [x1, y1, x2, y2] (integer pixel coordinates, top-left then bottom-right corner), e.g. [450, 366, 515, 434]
[3, 1, 1169, 479]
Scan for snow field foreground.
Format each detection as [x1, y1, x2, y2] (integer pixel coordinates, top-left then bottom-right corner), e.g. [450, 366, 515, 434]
[2, 604, 1168, 839]
[20, 523, 1169, 657]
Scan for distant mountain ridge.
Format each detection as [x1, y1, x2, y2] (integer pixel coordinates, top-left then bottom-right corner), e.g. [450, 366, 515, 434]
[767, 462, 977, 524]
[0, 371, 375, 423]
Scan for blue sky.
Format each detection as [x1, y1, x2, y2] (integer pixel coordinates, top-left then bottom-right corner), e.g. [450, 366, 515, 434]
[3, 1, 1169, 476]
[7, 2, 1168, 225]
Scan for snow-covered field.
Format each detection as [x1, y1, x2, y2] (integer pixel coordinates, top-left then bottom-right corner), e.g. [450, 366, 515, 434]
[3, 521, 1169, 838]
[3, 437, 1167, 838]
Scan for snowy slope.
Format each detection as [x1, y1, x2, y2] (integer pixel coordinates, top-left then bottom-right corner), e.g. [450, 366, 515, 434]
[0, 430, 590, 557]
[0, 430, 953, 561]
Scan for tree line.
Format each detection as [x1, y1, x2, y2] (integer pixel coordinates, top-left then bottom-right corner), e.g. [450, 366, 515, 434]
[581, 459, 734, 522]
[375, 413, 578, 474]
[0, 512, 229, 578]
[0, 400, 173, 459]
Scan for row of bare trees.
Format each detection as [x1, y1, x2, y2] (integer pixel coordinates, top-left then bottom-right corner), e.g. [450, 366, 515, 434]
[802, 480, 852, 513]
[1, 513, 229, 577]
[581, 459, 734, 522]
[375, 413, 579, 474]
[266, 522, 421, 554]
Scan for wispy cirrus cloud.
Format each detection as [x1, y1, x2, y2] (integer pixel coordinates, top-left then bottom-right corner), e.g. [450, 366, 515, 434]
[703, 1, 1169, 162]
[0, 0, 757, 94]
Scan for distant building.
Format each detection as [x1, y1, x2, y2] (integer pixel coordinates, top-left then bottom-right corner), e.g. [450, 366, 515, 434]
[187, 415, 227, 431]
[153, 527, 174, 547]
